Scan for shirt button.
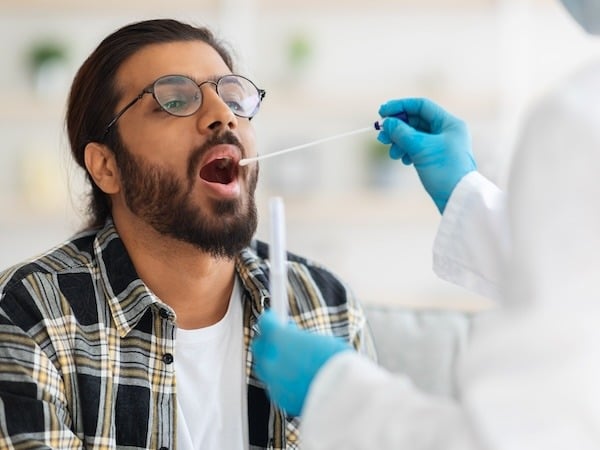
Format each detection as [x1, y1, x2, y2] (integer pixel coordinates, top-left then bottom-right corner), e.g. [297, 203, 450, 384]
[162, 353, 174, 364]
[159, 309, 169, 319]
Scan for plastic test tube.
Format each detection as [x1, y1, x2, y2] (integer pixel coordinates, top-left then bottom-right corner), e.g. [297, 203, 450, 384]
[269, 197, 289, 323]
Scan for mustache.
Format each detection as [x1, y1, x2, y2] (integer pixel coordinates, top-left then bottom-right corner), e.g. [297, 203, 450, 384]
[187, 131, 246, 180]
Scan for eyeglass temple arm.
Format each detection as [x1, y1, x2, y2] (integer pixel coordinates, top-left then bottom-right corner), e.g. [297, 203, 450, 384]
[102, 91, 147, 138]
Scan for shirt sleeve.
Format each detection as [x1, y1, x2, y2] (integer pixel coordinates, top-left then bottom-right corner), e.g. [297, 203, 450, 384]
[300, 352, 476, 450]
[285, 257, 378, 363]
[432, 171, 509, 302]
[345, 287, 378, 362]
[0, 289, 83, 449]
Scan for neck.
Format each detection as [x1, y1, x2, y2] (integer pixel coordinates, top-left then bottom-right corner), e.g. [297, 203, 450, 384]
[113, 213, 237, 329]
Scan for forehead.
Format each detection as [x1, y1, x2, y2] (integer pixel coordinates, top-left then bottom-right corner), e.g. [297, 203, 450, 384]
[115, 41, 232, 95]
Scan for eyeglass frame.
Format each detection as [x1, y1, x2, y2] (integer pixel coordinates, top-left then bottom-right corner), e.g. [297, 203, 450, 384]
[102, 73, 266, 139]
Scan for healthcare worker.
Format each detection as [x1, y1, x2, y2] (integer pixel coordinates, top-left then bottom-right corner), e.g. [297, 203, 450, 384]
[252, 0, 600, 448]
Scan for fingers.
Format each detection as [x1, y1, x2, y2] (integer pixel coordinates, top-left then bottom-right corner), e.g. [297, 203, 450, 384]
[379, 117, 429, 163]
[256, 309, 280, 335]
[252, 310, 280, 364]
[401, 152, 413, 165]
[379, 98, 456, 133]
[379, 97, 424, 118]
[379, 123, 414, 164]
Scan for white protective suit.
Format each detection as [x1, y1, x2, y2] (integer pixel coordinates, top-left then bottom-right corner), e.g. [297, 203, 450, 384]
[300, 60, 600, 450]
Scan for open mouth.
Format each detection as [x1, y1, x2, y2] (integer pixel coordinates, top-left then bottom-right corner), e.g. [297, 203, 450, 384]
[199, 157, 238, 184]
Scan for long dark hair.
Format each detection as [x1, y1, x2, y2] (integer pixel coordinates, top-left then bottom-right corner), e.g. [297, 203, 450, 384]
[66, 19, 235, 229]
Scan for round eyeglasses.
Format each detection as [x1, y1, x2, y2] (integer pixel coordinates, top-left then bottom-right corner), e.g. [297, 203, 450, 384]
[103, 74, 266, 138]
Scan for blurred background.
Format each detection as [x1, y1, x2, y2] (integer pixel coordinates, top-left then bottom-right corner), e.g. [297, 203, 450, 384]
[1, 0, 599, 310]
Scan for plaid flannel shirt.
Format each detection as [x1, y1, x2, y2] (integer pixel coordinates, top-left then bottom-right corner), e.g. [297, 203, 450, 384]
[0, 219, 376, 449]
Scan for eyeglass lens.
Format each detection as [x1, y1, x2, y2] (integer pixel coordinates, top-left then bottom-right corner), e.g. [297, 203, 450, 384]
[153, 75, 261, 118]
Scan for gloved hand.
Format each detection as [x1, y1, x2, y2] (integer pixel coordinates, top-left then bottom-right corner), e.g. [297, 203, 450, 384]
[251, 310, 352, 416]
[377, 98, 477, 213]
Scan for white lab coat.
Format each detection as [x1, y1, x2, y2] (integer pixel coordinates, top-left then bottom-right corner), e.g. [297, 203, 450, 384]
[300, 60, 600, 449]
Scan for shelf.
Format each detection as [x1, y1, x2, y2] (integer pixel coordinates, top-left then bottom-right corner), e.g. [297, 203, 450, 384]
[2, 0, 555, 14]
[0, 93, 65, 123]
[3, 0, 219, 13]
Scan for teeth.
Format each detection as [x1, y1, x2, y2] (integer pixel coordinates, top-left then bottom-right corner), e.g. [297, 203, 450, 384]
[217, 158, 231, 169]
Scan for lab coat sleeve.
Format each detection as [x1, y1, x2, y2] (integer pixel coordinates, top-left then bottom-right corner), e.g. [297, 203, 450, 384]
[457, 61, 600, 449]
[300, 351, 477, 450]
[432, 171, 509, 301]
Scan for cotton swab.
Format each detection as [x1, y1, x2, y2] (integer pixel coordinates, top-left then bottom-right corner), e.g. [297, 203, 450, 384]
[239, 124, 377, 166]
[238, 114, 407, 166]
[268, 197, 289, 323]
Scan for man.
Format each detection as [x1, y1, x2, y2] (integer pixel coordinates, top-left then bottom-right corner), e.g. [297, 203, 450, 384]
[252, 1, 600, 449]
[0, 19, 375, 449]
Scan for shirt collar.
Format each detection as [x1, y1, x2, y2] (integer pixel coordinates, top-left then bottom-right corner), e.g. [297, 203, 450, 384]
[236, 244, 270, 315]
[93, 220, 271, 336]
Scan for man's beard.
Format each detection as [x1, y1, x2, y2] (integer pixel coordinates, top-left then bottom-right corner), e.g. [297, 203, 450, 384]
[113, 132, 258, 259]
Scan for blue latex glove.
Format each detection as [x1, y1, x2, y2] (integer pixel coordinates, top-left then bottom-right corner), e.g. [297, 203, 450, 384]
[251, 310, 352, 416]
[377, 98, 477, 213]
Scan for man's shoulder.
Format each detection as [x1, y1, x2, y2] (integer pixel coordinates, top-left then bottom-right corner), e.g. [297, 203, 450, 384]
[246, 240, 350, 307]
[243, 240, 373, 355]
[0, 229, 98, 295]
[250, 239, 325, 267]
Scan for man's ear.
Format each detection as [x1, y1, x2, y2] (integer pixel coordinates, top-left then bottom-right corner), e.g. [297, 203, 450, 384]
[84, 142, 120, 194]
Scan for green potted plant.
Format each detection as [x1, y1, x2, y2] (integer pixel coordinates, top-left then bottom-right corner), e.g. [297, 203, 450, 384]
[27, 40, 69, 97]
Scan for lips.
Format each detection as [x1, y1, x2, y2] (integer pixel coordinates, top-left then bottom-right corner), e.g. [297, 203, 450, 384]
[196, 145, 243, 199]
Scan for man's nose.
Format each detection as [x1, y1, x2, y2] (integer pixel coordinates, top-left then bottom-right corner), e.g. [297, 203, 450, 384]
[195, 85, 237, 134]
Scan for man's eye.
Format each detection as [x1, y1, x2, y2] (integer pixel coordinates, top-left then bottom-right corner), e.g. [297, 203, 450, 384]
[162, 99, 188, 112]
[226, 100, 242, 112]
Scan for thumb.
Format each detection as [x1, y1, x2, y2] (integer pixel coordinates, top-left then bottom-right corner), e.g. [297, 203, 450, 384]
[383, 117, 433, 160]
[257, 309, 281, 337]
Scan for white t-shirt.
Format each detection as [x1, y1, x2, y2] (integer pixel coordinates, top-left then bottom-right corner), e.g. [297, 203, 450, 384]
[175, 277, 248, 450]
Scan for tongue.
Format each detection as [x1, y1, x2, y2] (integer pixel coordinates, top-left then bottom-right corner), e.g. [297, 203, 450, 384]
[200, 158, 235, 184]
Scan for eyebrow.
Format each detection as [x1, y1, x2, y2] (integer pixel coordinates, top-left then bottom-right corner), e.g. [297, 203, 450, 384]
[183, 73, 232, 85]
[134, 73, 223, 95]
